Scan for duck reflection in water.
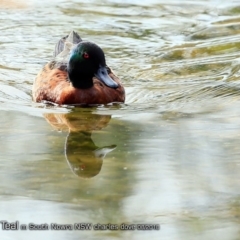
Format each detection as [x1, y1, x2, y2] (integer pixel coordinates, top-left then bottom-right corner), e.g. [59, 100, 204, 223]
[44, 111, 116, 178]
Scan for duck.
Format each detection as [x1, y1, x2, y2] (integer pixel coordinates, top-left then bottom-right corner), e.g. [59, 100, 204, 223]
[32, 31, 125, 105]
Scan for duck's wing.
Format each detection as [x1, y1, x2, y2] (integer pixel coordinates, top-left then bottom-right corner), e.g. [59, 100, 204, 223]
[54, 31, 82, 58]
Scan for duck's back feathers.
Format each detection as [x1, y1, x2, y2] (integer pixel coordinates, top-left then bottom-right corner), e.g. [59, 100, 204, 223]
[54, 31, 82, 57]
[54, 35, 67, 57]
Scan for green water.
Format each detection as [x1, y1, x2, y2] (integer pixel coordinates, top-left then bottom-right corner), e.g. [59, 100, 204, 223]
[0, 0, 240, 239]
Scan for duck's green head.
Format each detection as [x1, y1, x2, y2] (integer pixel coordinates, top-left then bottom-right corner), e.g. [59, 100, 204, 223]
[67, 41, 118, 89]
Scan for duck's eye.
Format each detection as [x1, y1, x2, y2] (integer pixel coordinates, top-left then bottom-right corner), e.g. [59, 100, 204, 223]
[83, 52, 89, 59]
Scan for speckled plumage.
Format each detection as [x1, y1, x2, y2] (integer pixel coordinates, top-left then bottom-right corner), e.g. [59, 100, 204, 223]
[32, 31, 125, 105]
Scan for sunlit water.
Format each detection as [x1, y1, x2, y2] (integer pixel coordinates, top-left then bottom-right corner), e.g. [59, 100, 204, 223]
[0, 0, 240, 239]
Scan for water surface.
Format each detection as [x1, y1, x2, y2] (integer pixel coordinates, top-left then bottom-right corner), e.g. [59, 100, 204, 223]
[0, 0, 240, 239]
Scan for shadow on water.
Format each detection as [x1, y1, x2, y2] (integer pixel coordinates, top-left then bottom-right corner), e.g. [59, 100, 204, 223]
[0, 108, 137, 239]
[44, 111, 116, 178]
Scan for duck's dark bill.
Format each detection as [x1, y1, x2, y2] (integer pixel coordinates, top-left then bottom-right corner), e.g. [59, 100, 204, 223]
[95, 66, 119, 89]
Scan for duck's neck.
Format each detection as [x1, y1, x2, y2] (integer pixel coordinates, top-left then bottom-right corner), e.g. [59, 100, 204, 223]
[67, 67, 94, 89]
